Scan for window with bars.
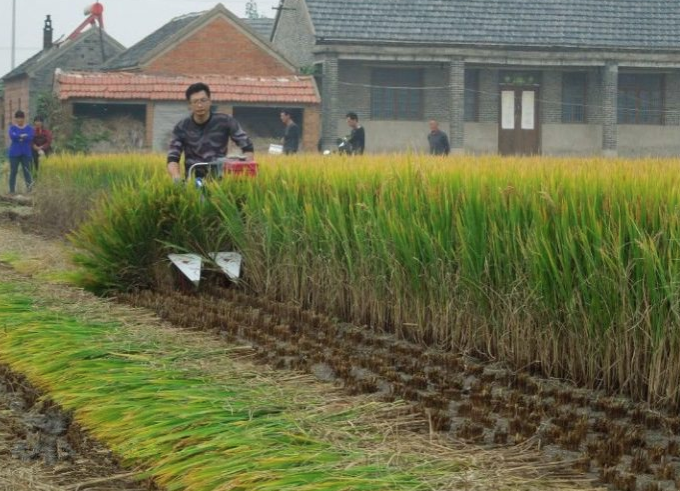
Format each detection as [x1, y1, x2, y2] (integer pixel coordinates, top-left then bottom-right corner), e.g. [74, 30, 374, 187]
[562, 72, 587, 123]
[370, 68, 423, 120]
[617, 74, 664, 125]
[465, 70, 479, 122]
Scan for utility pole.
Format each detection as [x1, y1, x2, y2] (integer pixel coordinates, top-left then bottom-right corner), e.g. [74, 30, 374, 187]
[11, 0, 17, 68]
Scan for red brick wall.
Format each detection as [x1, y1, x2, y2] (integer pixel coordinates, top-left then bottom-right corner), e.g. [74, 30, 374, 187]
[3, 78, 30, 135]
[144, 17, 294, 77]
[302, 105, 321, 152]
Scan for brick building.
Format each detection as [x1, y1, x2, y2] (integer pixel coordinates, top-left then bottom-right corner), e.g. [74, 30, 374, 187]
[271, 0, 680, 156]
[57, 3, 321, 152]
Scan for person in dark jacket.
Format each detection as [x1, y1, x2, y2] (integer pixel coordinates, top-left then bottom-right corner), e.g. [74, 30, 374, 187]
[167, 82, 254, 181]
[7, 110, 34, 194]
[345, 112, 365, 155]
[427, 120, 450, 156]
[31, 116, 53, 175]
[280, 110, 300, 154]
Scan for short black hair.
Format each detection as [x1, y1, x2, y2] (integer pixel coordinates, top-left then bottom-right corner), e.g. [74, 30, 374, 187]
[346, 112, 358, 121]
[14, 110, 25, 118]
[186, 82, 211, 100]
[280, 109, 293, 117]
[33, 116, 44, 123]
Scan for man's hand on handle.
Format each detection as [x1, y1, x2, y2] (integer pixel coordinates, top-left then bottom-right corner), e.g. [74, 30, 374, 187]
[167, 161, 183, 181]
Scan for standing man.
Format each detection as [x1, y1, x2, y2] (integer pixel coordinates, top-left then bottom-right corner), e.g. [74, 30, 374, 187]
[427, 120, 450, 156]
[280, 110, 300, 154]
[7, 110, 34, 195]
[345, 112, 365, 155]
[167, 82, 254, 181]
[31, 116, 53, 175]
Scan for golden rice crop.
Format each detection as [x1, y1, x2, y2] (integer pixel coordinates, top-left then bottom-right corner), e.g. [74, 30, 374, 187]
[32, 152, 163, 233]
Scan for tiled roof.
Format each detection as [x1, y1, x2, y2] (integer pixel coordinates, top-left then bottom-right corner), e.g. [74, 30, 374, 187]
[3, 50, 45, 80]
[102, 12, 202, 70]
[55, 71, 320, 104]
[305, 0, 680, 50]
[3, 28, 125, 80]
[242, 17, 275, 40]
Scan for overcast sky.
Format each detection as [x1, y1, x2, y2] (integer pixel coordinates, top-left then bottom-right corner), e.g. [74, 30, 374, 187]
[0, 0, 280, 78]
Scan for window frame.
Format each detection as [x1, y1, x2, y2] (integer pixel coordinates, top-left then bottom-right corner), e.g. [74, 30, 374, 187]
[617, 73, 665, 125]
[370, 68, 424, 121]
[561, 72, 587, 124]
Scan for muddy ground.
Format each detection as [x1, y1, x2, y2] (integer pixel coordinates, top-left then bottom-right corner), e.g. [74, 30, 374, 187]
[0, 364, 150, 491]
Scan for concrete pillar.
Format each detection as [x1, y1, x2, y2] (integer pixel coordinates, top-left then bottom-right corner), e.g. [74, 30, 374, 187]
[449, 58, 465, 153]
[602, 62, 618, 157]
[321, 53, 339, 151]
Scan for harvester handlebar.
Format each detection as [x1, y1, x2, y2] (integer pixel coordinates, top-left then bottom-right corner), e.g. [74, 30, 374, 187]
[187, 157, 258, 185]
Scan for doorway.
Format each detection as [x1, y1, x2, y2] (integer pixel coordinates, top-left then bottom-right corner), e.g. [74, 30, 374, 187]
[498, 86, 540, 155]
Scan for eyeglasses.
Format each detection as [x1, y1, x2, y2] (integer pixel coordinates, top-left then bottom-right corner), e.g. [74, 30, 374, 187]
[190, 98, 210, 106]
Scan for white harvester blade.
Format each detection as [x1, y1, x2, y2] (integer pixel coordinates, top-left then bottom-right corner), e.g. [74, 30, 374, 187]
[168, 253, 203, 286]
[209, 252, 242, 281]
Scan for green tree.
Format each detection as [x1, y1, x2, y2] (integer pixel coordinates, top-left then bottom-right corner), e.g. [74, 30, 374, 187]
[35, 91, 73, 153]
[35, 92, 109, 153]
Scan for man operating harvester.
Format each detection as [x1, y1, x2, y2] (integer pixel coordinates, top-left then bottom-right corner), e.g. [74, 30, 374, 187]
[167, 82, 254, 181]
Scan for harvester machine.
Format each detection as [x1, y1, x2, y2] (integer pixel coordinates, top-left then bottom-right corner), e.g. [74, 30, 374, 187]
[168, 157, 258, 288]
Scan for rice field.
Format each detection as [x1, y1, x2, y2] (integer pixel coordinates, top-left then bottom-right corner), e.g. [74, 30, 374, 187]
[14, 151, 680, 490]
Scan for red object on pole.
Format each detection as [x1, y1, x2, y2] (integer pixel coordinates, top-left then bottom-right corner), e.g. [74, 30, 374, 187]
[89, 2, 104, 16]
[67, 2, 104, 41]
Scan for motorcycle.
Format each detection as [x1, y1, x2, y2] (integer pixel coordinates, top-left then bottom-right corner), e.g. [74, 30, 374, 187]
[323, 137, 352, 155]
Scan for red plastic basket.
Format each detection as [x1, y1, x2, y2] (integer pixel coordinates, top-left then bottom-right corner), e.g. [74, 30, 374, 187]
[223, 161, 258, 177]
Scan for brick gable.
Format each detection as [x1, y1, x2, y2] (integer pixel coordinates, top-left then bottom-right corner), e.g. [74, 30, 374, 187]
[144, 17, 294, 77]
